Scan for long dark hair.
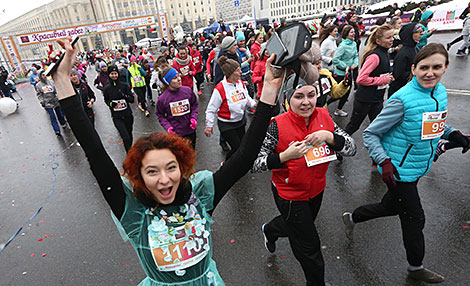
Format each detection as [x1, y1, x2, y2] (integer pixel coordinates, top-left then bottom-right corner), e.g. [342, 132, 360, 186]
[341, 25, 354, 39]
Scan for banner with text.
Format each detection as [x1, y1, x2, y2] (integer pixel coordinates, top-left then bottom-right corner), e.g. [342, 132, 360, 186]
[16, 16, 156, 46]
[1, 36, 24, 73]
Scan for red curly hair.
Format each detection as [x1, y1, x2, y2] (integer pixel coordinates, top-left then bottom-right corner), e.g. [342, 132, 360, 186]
[122, 132, 196, 199]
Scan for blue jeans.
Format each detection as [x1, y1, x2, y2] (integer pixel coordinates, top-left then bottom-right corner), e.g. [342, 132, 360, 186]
[45, 106, 66, 133]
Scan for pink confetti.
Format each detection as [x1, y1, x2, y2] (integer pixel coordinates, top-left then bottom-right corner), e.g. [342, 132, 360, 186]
[30, 253, 35, 257]
[279, 255, 286, 259]
[38, 238, 43, 242]
[44, 235, 49, 238]
[41, 253, 47, 257]
[72, 233, 77, 237]
[230, 239, 235, 243]
[267, 263, 272, 267]
[110, 137, 113, 140]
[40, 220, 45, 223]
[50, 234, 54, 237]
[123, 261, 128, 265]
[462, 225, 469, 229]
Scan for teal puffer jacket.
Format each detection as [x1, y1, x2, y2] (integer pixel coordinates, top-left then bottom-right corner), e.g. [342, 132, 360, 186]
[332, 38, 359, 77]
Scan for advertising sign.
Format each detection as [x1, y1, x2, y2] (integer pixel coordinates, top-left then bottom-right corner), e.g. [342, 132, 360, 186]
[16, 16, 156, 46]
[0, 36, 24, 73]
[158, 13, 169, 43]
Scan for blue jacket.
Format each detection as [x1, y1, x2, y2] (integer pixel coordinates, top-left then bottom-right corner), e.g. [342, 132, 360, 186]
[332, 38, 359, 76]
[364, 77, 455, 182]
[417, 10, 434, 50]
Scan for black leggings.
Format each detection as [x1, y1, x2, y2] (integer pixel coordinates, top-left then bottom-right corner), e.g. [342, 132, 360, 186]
[112, 116, 134, 152]
[448, 35, 463, 47]
[182, 131, 196, 149]
[264, 184, 325, 285]
[194, 72, 204, 91]
[352, 181, 425, 267]
[344, 98, 383, 135]
[134, 86, 147, 111]
[221, 125, 245, 160]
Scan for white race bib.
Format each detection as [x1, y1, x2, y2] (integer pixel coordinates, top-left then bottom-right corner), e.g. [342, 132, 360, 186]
[230, 88, 246, 103]
[42, 85, 54, 93]
[112, 99, 128, 111]
[304, 143, 336, 167]
[170, 99, 190, 116]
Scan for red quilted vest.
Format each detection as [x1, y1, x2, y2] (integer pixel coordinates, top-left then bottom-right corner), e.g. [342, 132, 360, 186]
[272, 108, 334, 201]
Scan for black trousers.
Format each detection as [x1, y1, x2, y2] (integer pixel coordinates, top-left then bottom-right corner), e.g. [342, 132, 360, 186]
[352, 181, 425, 267]
[182, 131, 196, 149]
[134, 86, 147, 111]
[327, 75, 350, 109]
[194, 72, 204, 91]
[344, 98, 383, 135]
[112, 116, 134, 152]
[449, 35, 463, 47]
[264, 184, 325, 286]
[221, 125, 245, 160]
[241, 72, 255, 99]
[85, 107, 95, 127]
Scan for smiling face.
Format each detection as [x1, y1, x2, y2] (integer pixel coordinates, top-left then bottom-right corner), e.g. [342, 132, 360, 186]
[411, 53, 448, 89]
[109, 71, 119, 81]
[376, 29, 395, 49]
[289, 86, 317, 120]
[70, 73, 80, 83]
[140, 149, 181, 205]
[347, 28, 355, 40]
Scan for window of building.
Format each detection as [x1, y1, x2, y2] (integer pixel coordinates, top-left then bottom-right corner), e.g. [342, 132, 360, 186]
[126, 11, 131, 16]
[87, 15, 91, 20]
[193, 1, 196, 6]
[143, 0, 148, 4]
[119, 12, 124, 17]
[186, 3, 189, 6]
[84, 6, 88, 12]
[117, 3, 122, 8]
[171, 4, 173, 8]
[187, 9, 190, 14]
[179, 3, 181, 7]
[76, 16, 80, 21]
[74, 7, 78, 13]
[201, 0, 203, 4]
[172, 12, 175, 16]
[123, 2, 128, 7]
[180, 11, 182, 15]
[132, 10, 137, 15]
[260, 0, 263, 9]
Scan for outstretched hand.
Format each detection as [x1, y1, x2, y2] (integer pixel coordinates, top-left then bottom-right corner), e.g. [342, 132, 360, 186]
[50, 37, 78, 100]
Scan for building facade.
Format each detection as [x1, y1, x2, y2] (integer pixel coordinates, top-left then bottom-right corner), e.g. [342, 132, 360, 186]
[214, 0, 253, 23]
[161, 0, 217, 31]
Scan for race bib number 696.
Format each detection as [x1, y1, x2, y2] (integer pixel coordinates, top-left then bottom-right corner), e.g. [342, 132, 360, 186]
[304, 143, 336, 167]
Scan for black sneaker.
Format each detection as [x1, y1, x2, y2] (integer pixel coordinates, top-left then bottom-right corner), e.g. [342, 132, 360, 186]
[407, 268, 445, 284]
[220, 141, 230, 152]
[55, 132, 62, 136]
[261, 223, 276, 253]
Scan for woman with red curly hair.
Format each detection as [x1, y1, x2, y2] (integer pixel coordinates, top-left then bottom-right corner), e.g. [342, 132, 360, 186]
[49, 37, 284, 285]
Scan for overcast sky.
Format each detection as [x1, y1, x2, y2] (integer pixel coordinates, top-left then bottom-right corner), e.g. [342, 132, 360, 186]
[0, 0, 54, 26]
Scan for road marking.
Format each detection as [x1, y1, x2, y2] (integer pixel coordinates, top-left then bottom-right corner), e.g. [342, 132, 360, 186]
[447, 88, 470, 95]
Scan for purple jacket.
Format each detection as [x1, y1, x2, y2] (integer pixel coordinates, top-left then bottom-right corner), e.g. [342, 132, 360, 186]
[156, 86, 198, 136]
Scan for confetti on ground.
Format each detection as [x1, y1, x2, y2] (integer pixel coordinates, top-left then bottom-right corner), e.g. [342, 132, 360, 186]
[462, 225, 469, 229]
[42, 253, 47, 257]
[22, 272, 27, 275]
[123, 261, 128, 265]
[38, 238, 43, 242]
[279, 255, 286, 259]
[72, 233, 77, 237]
[267, 263, 272, 267]
[30, 253, 35, 257]
[230, 239, 235, 243]
[249, 197, 254, 201]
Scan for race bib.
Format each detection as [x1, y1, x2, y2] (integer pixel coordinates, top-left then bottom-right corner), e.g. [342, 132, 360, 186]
[180, 66, 190, 76]
[230, 88, 246, 103]
[149, 220, 210, 272]
[377, 73, 389, 90]
[170, 99, 190, 116]
[133, 75, 143, 83]
[193, 57, 199, 64]
[42, 85, 54, 93]
[320, 77, 331, 95]
[304, 143, 336, 167]
[421, 110, 447, 140]
[112, 99, 128, 111]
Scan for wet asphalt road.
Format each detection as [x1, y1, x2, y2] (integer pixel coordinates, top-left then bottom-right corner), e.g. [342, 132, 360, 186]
[1, 33, 469, 286]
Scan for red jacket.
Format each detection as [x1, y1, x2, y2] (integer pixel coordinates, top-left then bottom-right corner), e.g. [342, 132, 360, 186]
[206, 50, 215, 77]
[190, 50, 203, 74]
[172, 56, 196, 89]
[251, 57, 267, 99]
[250, 41, 262, 71]
[272, 108, 334, 201]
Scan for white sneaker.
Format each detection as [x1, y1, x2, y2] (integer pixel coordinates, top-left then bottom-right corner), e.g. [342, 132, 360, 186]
[334, 109, 348, 117]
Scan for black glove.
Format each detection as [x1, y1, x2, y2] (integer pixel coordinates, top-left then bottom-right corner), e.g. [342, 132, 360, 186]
[448, 131, 470, 153]
[152, 83, 157, 89]
[380, 158, 401, 188]
[40, 102, 45, 108]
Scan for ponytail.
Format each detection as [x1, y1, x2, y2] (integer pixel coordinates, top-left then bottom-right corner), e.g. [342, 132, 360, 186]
[359, 24, 393, 67]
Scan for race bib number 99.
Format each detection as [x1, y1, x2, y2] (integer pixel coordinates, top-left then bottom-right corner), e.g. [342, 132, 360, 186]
[421, 110, 447, 140]
[170, 99, 190, 116]
[304, 143, 336, 167]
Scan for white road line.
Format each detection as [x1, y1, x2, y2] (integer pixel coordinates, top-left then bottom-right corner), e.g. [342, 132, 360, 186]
[447, 88, 470, 95]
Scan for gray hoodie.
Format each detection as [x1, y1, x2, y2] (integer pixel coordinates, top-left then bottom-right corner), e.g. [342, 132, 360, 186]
[36, 74, 59, 109]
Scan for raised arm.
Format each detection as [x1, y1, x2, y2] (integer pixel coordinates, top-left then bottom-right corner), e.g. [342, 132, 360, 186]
[51, 38, 126, 219]
[211, 55, 285, 210]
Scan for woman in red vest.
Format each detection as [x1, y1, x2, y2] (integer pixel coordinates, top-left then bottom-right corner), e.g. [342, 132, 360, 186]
[251, 74, 357, 286]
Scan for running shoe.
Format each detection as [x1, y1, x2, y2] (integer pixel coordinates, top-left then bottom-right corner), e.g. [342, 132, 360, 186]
[334, 109, 348, 117]
[407, 268, 445, 284]
[342, 212, 354, 240]
[456, 50, 466, 57]
[261, 223, 276, 253]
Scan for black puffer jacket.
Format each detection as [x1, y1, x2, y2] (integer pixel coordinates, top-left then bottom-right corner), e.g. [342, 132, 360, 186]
[389, 23, 418, 96]
[103, 65, 135, 118]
